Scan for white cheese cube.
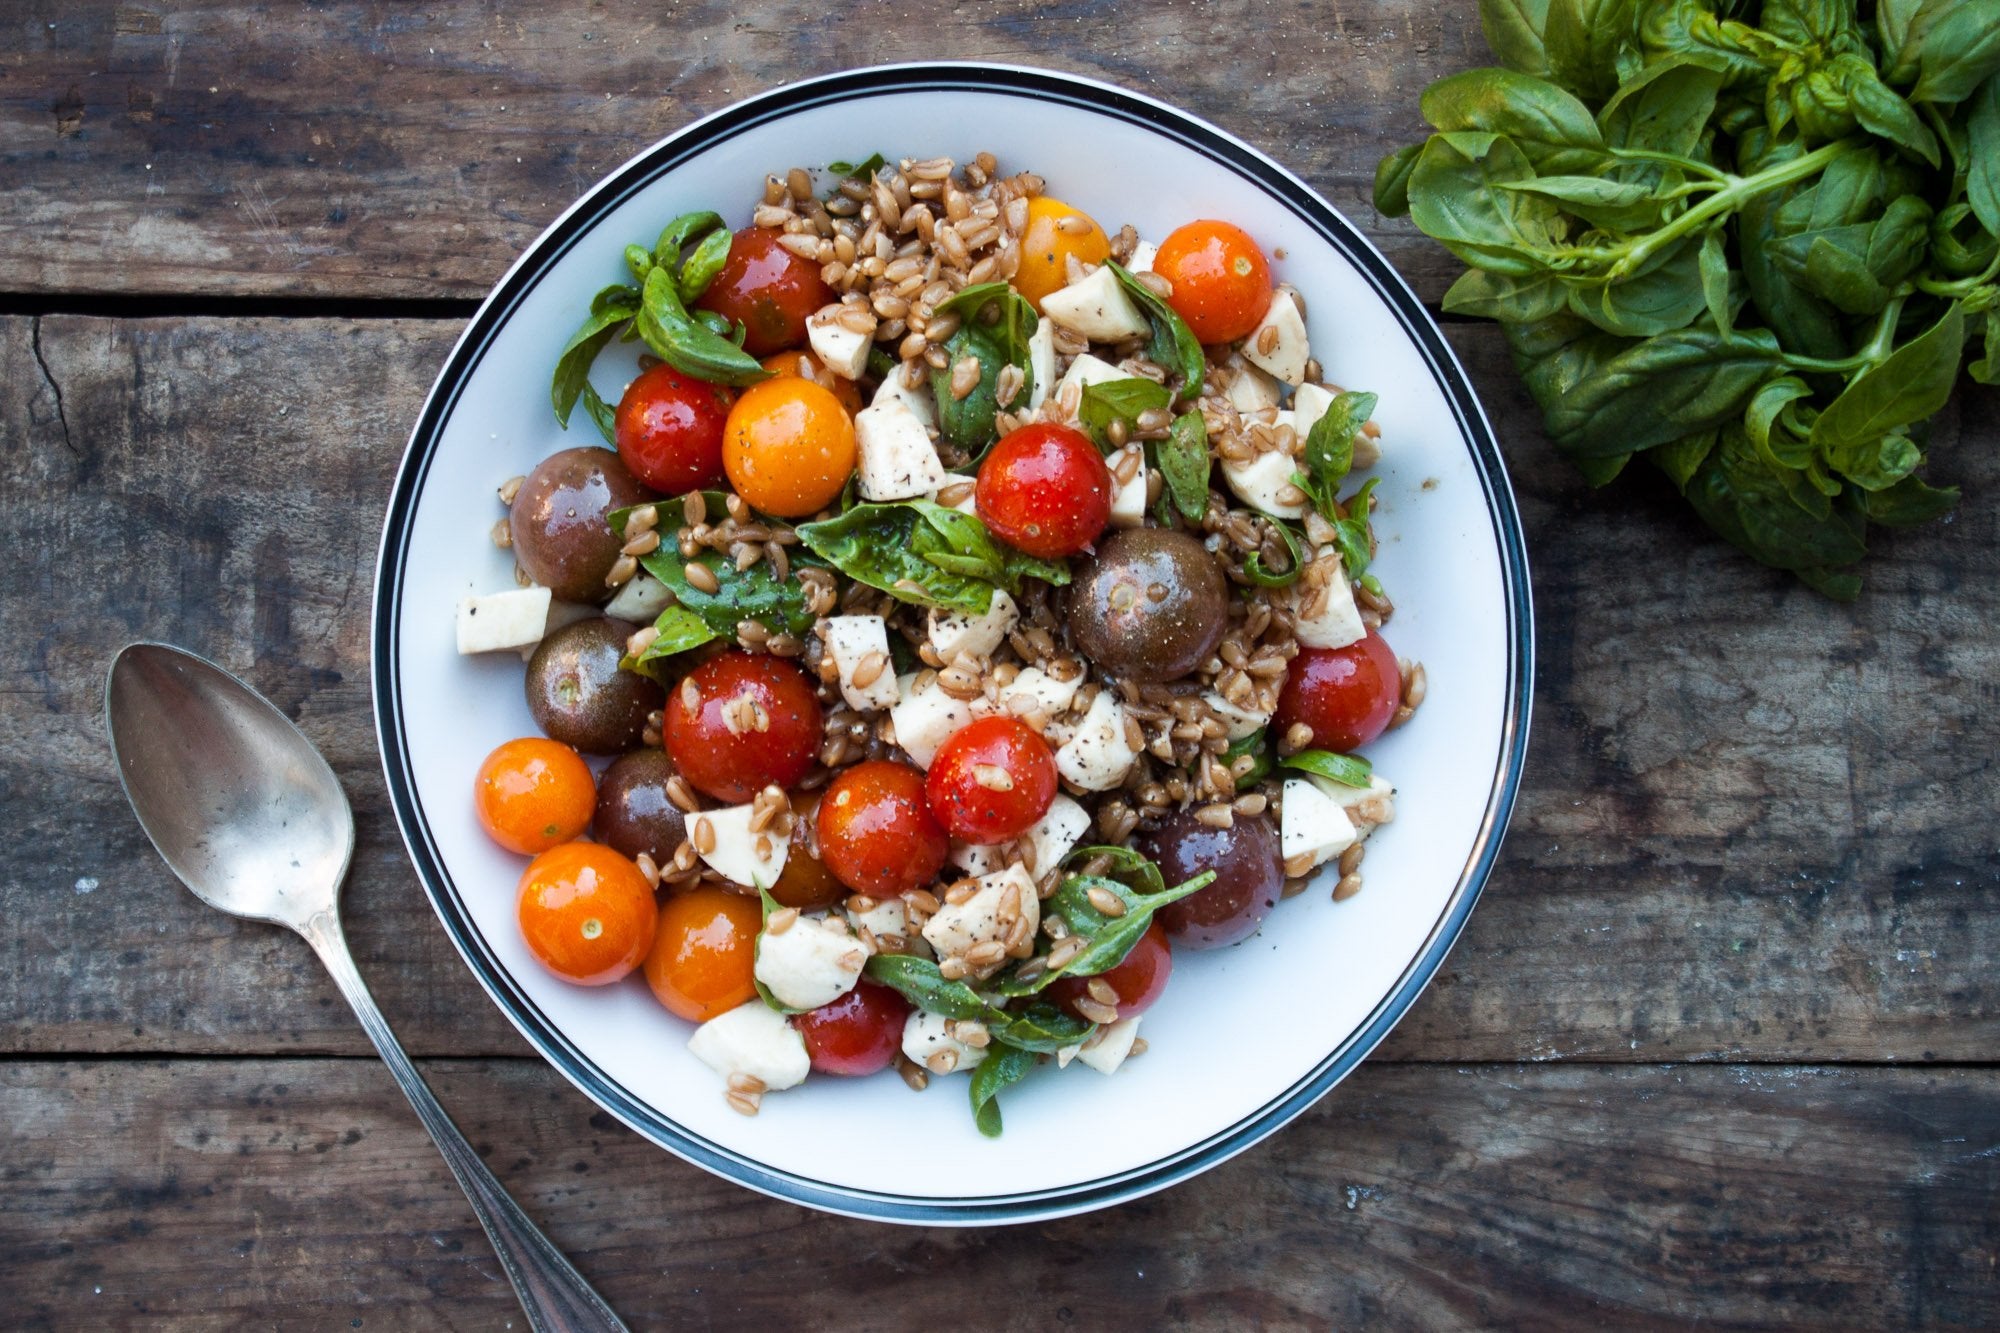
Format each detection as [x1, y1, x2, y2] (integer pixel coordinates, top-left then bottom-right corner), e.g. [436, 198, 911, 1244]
[984, 666, 1082, 732]
[928, 589, 1017, 663]
[1026, 318, 1056, 410]
[922, 864, 1040, 959]
[1127, 239, 1158, 275]
[888, 672, 975, 769]
[604, 571, 672, 623]
[1221, 447, 1307, 520]
[1281, 777, 1358, 871]
[1290, 381, 1336, 442]
[1202, 689, 1272, 741]
[1023, 794, 1090, 878]
[1055, 352, 1127, 404]
[821, 614, 900, 712]
[1240, 291, 1311, 385]
[693, 803, 789, 890]
[901, 1010, 986, 1075]
[806, 304, 871, 380]
[856, 398, 949, 502]
[873, 365, 938, 431]
[1289, 552, 1366, 649]
[1039, 264, 1151, 342]
[755, 913, 869, 1011]
[1078, 1016, 1142, 1074]
[846, 896, 909, 943]
[1310, 773, 1397, 829]
[1055, 690, 1139, 792]
[947, 839, 1009, 877]
[1107, 445, 1148, 528]
[455, 587, 553, 655]
[687, 1001, 810, 1091]
[1224, 355, 1282, 413]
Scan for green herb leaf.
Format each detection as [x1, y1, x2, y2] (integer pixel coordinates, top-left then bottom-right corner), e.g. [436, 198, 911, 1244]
[968, 1043, 1038, 1138]
[1408, 132, 1566, 276]
[1648, 429, 1719, 489]
[1905, 0, 2000, 106]
[1281, 749, 1375, 788]
[1292, 391, 1378, 516]
[1535, 324, 1786, 458]
[1563, 235, 1709, 337]
[1698, 226, 1734, 335]
[635, 266, 771, 387]
[624, 244, 655, 284]
[1222, 727, 1275, 787]
[1442, 267, 1572, 321]
[1968, 75, 2000, 237]
[797, 499, 1066, 616]
[1683, 424, 1870, 574]
[928, 283, 1038, 454]
[1858, 473, 1960, 526]
[677, 226, 732, 304]
[1420, 67, 1607, 174]
[653, 211, 726, 266]
[579, 381, 619, 445]
[1374, 142, 1424, 216]
[1241, 513, 1308, 587]
[1810, 303, 1965, 459]
[1157, 412, 1214, 520]
[863, 954, 991, 1022]
[1329, 478, 1382, 583]
[1480, 0, 1555, 76]
[1042, 871, 1216, 980]
[551, 284, 641, 427]
[1106, 261, 1206, 401]
[1597, 57, 1723, 157]
[828, 152, 888, 178]
[1078, 377, 1173, 449]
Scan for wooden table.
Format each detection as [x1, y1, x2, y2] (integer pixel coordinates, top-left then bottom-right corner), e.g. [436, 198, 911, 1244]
[4, 3, 1996, 1326]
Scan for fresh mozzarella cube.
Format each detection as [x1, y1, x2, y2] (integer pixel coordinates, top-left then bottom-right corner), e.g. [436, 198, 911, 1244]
[1039, 264, 1150, 342]
[889, 672, 975, 769]
[948, 840, 1010, 877]
[1106, 445, 1148, 528]
[694, 803, 789, 890]
[1056, 1041, 1085, 1069]
[755, 913, 870, 1010]
[901, 1010, 987, 1075]
[687, 1001, 810, 1091]
[1222, 448, 1307, 520]
[1055, 352, 1127, 403]
[1289, 552, 1366, 649]
[1224, 355, 1282, 413]
[1290, 381, 1337, 442]
[846, 896, 909, 943]
[873, 365, 938, 431]
[1026, 318, 1057, 410]
[604, 571, 672, 623]
[1281, 777, 1358, 871]
[1311, 773, 1397, 829]
[455, 587, 553, 655]
[1078, 1016, 1142, 1074]
[1241, 291, 1311, 385]
[1023, 794, 1090, 878]
[986, 666, 1082, 733]
[922, 864, 1040, 960]
[1127, 239, 1159, 275]
[806, 304, 872, 380]
[822, 615, 900, 712]
[1055, 690, 1139, 792]
[928, 589, 1017, 663]
[1202, 688, 1273, 741]
[856, 398, 949, 501]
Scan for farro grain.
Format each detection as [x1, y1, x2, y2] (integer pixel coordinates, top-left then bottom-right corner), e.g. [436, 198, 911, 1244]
[1085, 885, 1127, 918]
[692, 816, 716, 855]
[490, 518, 512, 549]
[626, 625, 660, 658]
[1333, 873, 1364, 902]
[925, 1049, 959, 1075]
[725, 1090, 762, 1117]
[684, 562, 721, 595]
[604, 554, 638, 587]
[965, 940, 1007, 969]
[634, 852, 661, 889]
[1195, 803, 1235, 829]
[1074, 997, 1120, 1026]
[938, 955, 970, 980]
[497, 474, 525, 506]
[1338, 843, 1365, 877]
[1085, 978, 1119, 1007]
[897, 1055, 930, 1092]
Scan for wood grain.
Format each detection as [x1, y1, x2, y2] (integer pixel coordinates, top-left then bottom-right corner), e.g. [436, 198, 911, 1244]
[4, 312, 1995, 1063]
[3, 1059, 1996, 1328]
[0, 0, 1477, 302]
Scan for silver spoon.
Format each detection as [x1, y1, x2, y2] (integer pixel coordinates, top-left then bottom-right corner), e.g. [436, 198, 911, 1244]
[105, 642, 626, 1333]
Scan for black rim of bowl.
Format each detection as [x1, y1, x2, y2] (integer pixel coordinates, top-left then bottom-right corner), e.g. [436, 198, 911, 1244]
[371, 61, 1535, 1225]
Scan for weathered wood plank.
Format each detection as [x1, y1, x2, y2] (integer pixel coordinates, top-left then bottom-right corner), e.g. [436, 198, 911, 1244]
[2, 1059, 1995, 1328]
[3, 314, 1995, 1062]
[0, 0, 1471, 302]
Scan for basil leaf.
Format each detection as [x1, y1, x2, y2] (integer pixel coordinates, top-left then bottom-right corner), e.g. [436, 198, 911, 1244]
[1078, 377, 1172, 449]
[987, 1003, 1095, 1053]
[928, 283, 1038, 454]
[1374, 142, 1423, 216]
[1242, 514, 1307, 588]
[653, 211, 726, 266]
[632, 604, 719, 671]
[1157, 412, 1213, 520]
[1537, 324, 1785, 458]
[751, 889, 812, 1015]
[1408, 132, 1566, 276]
[1330, 478, 1381, 582]
[1648, 429, 1718, 489]
[1061, 845, 1168, 897]
[1847, 59, 1942, 167]
[1043, 871, 1215, 981]
[1282, 749, 1374, 788]
[1906, 0, 2000, 105]
[1223, 727, 1275, 788]
[551, 283, 641, 427]
[1746, 376, 1816, 471]
[1419, 68, 1607, 174]
[627, 494, 817, 641]
[677, 226, 732, 304]
[1106, 261, 1205, 402]
[863, 954, 990, 1021]
[1442, 267, 1572, 322]
[624, 244, 654, 284]
[1810, 304, 1965, 459]
[635, 266, 771, 387]
[1972, 305, 2000, 385]
[1968, 75, 2000, 237]
[1500, 173, 1669, 230]
[1698, 227, 1734, 336]
[1597, 58, 1723, 157]
[1858, 474, 1960, 527]
[968, 1043, 1038, 1138]
[1825, 429, 1922, 492]
[1480, 0, 1555, 77]
[1564, 235, 1709, 337]
[579, 381, 619, 446]
[1294, 391, 1378, 515]
[797, 500, 1065, 615]
[828, 153, 887, 178]
[1684, 425, 1870, 574]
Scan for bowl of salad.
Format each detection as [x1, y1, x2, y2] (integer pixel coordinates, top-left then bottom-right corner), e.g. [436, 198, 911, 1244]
[373, 63, 1531, 1223]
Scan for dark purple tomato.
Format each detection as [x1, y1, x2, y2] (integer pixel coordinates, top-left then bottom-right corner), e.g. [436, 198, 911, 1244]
[1139, 809, 1283, 949]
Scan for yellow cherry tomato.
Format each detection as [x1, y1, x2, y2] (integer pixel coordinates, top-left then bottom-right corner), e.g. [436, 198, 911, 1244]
[759, 349, 864, 414]
[722, 377, 858, 518]
[1013, 196, 1113, 310]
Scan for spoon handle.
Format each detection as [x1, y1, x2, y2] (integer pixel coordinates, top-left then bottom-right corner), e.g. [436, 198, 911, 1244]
[305, 911, 628, 1333]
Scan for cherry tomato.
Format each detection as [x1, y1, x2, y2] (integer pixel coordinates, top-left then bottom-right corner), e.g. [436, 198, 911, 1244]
[975, 422, 1112, 559]
[664, 651, 823, 803]
[474, 737, 596, 855]
[925, 716, 1058, 844]
[693, 226, 833, 356]
[1048, 919, 1172, 1021]
[1142, 810, 1283, 950]
[1273, 629, 1401, 753]
[770, 792, 847, 910]
[794, 981, 912, 1076]
[516, 843, 658, 985]
[643, 886, 761, 1022]
[816, 760, 949, 897]
[723, 377, 858, 518]
[613, 363, 734, 494]
[761, 349, 863, 414]
[1152, 220, 1273, 345]
[1013, 196, 1112, 311]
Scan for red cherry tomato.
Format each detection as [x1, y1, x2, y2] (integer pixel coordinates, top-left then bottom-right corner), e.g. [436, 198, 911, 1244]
[613, 363, 734, 494]
[794, 981, 912, 1076]
[925, 716, 1058, 844]
[1273, 629, 1401, 754]
[693, 227, 834, 356]
[974, 422, 1112, 559]
[664, 651, 823, 803]
[1048, 919, 1172, 1021]
[1152, 220, 1273, 346]
[816, 760, 949, 897]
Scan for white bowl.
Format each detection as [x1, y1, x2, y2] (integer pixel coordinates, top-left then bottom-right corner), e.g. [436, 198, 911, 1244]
[373, 63, 1532, 1224]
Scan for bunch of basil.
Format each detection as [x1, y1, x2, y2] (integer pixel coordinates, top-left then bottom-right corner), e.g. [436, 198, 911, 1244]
[1376, 0, 1999, 598]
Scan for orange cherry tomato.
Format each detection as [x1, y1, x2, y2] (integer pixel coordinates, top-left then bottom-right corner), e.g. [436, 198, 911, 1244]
[1013, 196, 1112, 311]
[644, 886, 761, 1022]
[722, 377, 858, 518]
[475, 737, 596, 855]
[1152, 220, 1273, 345]
[516, 843, 658, 985]
[760, 349, 864, 414]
